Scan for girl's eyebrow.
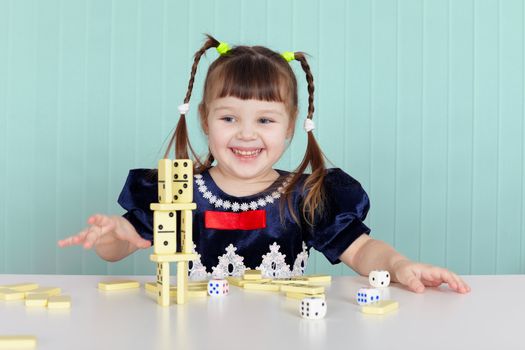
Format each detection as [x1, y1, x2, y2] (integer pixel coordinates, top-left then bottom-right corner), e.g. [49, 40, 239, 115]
[258, 109, 284, 116]
[212, 106, 236, 113]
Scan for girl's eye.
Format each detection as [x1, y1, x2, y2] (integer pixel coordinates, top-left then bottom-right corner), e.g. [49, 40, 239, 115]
[259, 118, 274, 124]
[220, 116, 235, 122]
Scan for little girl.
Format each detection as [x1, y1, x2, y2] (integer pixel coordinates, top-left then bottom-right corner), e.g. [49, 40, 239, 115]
[59, 35, 470, 294]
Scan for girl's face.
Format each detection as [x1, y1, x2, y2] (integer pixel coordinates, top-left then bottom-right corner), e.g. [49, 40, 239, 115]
[204, 96, 293, 181]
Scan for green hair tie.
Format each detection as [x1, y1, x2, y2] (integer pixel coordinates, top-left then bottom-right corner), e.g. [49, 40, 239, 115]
[216, 42, 231, 55]
[281, 51, 295, 62]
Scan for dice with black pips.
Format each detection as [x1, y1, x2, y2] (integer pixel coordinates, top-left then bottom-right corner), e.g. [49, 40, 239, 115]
[369, 270, 391, 288]
[300, 297, 327, 320]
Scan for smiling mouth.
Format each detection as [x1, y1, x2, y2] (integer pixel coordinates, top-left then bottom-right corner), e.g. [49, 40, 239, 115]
[230, 148, 263, 158]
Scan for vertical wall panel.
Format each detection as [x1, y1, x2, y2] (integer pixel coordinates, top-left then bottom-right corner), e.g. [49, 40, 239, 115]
[497, 0, 523, 274]
[471, 0, 499, 274]
[395, 0, 423, 261]
[447, 0, 474, 274]
[369, 0, 397, 246]
[0, 0, 10, 273]
[33, 0, 60, 274]
[5, 0, 37, 273]
[420, 0, 448, 267]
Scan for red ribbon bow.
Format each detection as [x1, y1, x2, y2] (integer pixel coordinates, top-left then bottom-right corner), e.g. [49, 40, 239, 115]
[204, 210, 266, 230]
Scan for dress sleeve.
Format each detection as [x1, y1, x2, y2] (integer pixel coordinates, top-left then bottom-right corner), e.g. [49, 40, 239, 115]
[117, 169, 157, 243]
[303, 168, 371, 264]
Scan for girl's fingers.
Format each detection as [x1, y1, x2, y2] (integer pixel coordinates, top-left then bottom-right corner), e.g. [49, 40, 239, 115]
[58, 229, 89, 247]
[404, 274, 425, 293]
[88, 214, 116, 231]
[83, 226, 102, 249]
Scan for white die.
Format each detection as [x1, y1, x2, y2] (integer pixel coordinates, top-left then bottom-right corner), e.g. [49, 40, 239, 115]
[300, 297, 327, 319]
[207, 279, 229, 296]
[369, 270, 390, 288]
[356, 288, 381, 305]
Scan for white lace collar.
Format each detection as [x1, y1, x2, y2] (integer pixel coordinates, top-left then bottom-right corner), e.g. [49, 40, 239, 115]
[194, 171, 292, 212]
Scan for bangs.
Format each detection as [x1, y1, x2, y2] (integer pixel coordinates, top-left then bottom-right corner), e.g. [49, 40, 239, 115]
[209, 56, 290, 103]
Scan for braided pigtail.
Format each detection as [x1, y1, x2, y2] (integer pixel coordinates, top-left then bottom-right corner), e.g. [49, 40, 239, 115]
[163, 34, 221, 172]
[281, 52, 327, 227]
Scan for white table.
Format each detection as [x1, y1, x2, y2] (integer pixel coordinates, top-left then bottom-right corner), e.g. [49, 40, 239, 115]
[0, 275, 520, 350]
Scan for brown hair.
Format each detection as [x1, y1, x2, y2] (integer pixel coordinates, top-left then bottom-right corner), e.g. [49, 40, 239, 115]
[165, 34, 327, 226]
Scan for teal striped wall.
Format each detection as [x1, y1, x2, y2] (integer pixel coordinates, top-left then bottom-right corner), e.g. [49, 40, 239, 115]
[1, 0, 524, 276]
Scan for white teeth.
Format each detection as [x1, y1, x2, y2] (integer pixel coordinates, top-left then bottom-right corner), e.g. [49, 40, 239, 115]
[232, 148, 261, 156]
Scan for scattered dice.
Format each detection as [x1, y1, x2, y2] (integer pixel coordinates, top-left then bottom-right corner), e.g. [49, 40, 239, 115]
[300, 297, 326, 320]
[369, 270, 390, 288]
[207, 279, 229, 296]
[356, 288, 380, 305]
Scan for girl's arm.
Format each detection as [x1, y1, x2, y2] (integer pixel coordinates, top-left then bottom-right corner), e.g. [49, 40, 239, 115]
[58, 214, 151, 262]
[340, 234, 470, 294]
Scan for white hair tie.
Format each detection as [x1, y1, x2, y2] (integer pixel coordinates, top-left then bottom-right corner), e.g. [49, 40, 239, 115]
[304, 118, 315, 132]
[178, 103, 190, 115]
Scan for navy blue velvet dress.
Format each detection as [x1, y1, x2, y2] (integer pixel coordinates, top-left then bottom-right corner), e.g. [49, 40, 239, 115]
[118, 167, 371, 279]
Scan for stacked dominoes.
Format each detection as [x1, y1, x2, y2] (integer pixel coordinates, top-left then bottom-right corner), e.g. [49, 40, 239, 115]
[0, 283, 71, 309]
[150, 159, 197, 306]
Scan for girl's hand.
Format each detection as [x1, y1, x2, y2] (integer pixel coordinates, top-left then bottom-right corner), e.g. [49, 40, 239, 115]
[57, 214, 151, 250]
[392, 260, 471, 294]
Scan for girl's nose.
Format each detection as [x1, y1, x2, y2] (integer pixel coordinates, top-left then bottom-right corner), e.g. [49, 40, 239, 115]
[237, 123, 257, 140]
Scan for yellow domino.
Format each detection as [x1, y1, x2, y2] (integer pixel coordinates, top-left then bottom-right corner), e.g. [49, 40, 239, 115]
[0, 288, 25, 301]
[0, 336, 37, 349]
[286, 292, 325, 300]
[3, 283, 39, 292]
[158, 159, 173, 204]
[227, 277, 271, 287]
[280, 284, 325, 295]
[243, 282, 281, 292]
[165, 287, 208, 298]
[25, 287, 61, 297]
[150, 203, 196, 211]
[145, 282, 157, 293]
[172, 159, 193, 203]
[145, 281, 207, 294]
[176, 262, 189, 304]
[98, 280, 140, 291]
[150, 253, 197, 263]
[271, 279, 309, 285]
[25, 294, 48, 307]
[293, 274, 332, 283]
[47, 295, 71, 309]
[243, 269, 262, 280]
[153, 210, 178, 255]
[226, 277, 243, 287]
[361, 300, 399, 315]
[189, 281, 209, 288]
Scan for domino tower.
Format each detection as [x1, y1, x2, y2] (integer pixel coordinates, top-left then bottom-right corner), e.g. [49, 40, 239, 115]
[150, 159, 197, 306]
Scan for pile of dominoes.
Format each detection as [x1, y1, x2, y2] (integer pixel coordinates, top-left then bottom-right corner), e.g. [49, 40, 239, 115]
[0, 283, 71, 309]
[151, 158, 198, 307]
